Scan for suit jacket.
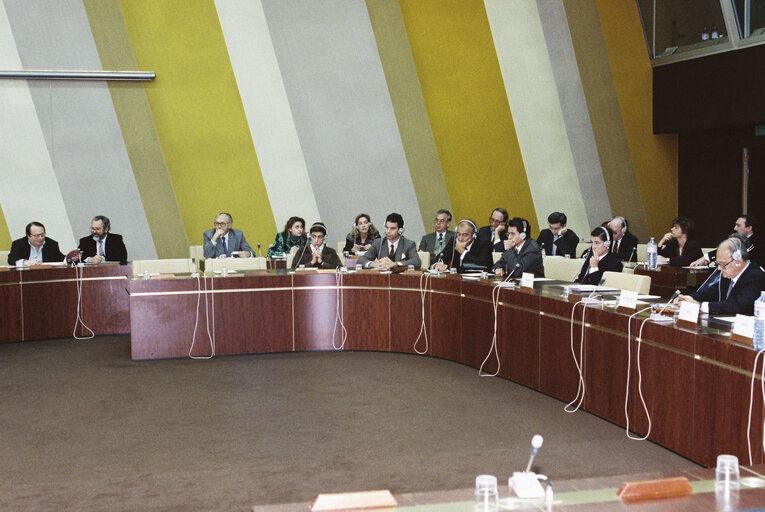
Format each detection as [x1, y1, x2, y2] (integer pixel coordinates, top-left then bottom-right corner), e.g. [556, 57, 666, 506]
[707, 233, 762, 267]
[203, 228, 253, 259]
[78, 233, 128, 264]
[478, 225, 507, 249]
[492, 239, 545, 277]
[8, 237, 65, 265]
[434, 237, 492, 273]
[576, 251, 623, 285]
[612, 231, 639, 261]
[690, 262, 765, 315]
[358, 236, 421, 269]
[291, 245, 342, 269]
[419, 230, 454, 258]
[658, 238, 703, 267]
[537, 228, 579, 258]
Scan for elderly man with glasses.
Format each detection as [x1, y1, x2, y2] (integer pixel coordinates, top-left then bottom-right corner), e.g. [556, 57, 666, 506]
[677, 237, 765, 315]
[419, 209, 455, 259]
[203, 212, 254, 259]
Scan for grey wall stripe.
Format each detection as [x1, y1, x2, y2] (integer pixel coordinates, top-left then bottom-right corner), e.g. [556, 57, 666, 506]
[261, 0, 426, 242]
[537, 0, 612, 230]
[4, 0, 157, 259]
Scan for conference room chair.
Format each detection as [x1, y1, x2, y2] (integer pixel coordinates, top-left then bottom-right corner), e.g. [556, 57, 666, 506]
[203, 256, 267, 274]
[543, 255, 583, 282]
[576, 241, 592, 258]
[636, 243, 647, 262]
[132, 259, 195, 277]
[602, 270, 651, 294]
[0, 250, 9, 265]
[336, 241, 344, 255]
[189, 245, 205, 271]
[492, 252, 502, 264]
[418, 251, 430, 270]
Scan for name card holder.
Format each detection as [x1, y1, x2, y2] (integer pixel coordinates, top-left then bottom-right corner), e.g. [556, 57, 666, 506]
[730, 314, 755, 345]
[616, 290, 638, 313]
[520, 272, 534, 290]
[676, 301, 700, 329]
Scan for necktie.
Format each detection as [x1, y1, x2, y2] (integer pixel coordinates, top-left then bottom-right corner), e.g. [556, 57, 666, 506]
[613, 240, 619, 254]
[389, 243, 396, 261]
[436, 234, 444, 253]
[726, 281, 734, 299]
[97, 239, 104, 257]
[552, 236, 557, 256]
[222, 236, 228, 256]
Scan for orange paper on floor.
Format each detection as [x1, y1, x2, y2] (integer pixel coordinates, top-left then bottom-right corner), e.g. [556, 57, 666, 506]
[311, 489, 397, 511]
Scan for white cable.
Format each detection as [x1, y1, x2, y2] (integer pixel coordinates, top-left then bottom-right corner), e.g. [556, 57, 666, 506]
[624, 307, 653, 440]
[413, 271, 432, 354]
[72, 263, 95, 340]
[747, 348, 765, 464]
[479, 273, 513, 377]
[564, 300, 587, 413]
[332, 269, 347, 350]
[189, 273, 215, 359]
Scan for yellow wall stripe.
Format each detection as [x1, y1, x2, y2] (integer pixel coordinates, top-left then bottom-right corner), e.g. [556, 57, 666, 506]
[398, 0, 536, 230]
[0, 202, 11, 250]
[84, 0, 189, 258]
[118, 0, 276, 247]
[366, 0, 451, 228]
[596, 0, 678, 237]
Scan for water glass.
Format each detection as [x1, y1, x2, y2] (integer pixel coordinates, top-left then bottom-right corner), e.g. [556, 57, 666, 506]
[474, 474, 498, 512]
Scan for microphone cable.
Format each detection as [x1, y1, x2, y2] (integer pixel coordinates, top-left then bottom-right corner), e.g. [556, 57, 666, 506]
[747, 347, 765, 464]
[72, 262, 95, 340]
[479, 271, 513, 377]
[189, 272, 215, 359]
[564, 285, 601, 413]
[332, 268, 347, 350]
[413, 271, 433, 355]
[624, 306, 653, 440]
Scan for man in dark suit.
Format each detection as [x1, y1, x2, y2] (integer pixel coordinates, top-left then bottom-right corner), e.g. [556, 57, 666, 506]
[477, 207, 509, 250]
[537, 211, 579, 258]
[78, 215, 128, 265]
[7, 221, 65, 266]
[576, 226, 623, 284]
[419, 209, 455, 259]
[492, 217, 544, 277]
[291, 222, 342, 269]
[432, 219, 491, 273]
[203, 212, 254, 259]
[691, 214, 762, 268]
[680, 237, 765, 315]
[608, 216, 638, 262]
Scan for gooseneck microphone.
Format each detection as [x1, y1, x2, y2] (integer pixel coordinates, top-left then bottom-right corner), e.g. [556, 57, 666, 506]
[525, 434, 544, 473]
[257, 242, 262, 258]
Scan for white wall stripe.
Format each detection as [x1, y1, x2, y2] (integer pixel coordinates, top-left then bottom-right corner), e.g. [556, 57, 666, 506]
[484, 0, 591, 237]
[3, 0, 157, 259]
[0, 1, 75, 249]
[215, 0, 321, 231]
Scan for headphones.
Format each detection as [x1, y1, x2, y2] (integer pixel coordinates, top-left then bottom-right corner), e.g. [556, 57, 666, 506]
[729, 237, 744, 261]
[600, 226, 611, 248]
[458, 219, 478, 240]
[310, 222, 328, 237]
[519, 219, 528, 240]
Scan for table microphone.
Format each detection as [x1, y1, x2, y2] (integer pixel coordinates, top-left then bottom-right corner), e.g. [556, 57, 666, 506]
[650, 289, 680, 322]
[257, 242, 262, 258]
[525, 434, 544, 472]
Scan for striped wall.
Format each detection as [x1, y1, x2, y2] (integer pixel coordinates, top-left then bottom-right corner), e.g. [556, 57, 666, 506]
[0, 0, 675, 258]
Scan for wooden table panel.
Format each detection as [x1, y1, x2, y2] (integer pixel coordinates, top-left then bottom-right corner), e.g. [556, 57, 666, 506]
[428, 276, 462, 362]
[460, 280, 497, 371]
[497, 287, 540, 388]
[390, 273, 430, 355]
[293, 273, 344, 352]
[538, 296, 584, 403]
[0, 270, 22, 343]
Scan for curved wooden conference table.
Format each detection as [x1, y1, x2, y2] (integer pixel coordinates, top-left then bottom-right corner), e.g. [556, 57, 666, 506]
[0, 264, 761, 469]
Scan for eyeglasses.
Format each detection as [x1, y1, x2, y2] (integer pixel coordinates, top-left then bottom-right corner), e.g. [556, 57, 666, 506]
[434, 218, 448, 224]
[717, 259, 735, 269]
[214, 222, 230, 227]
[29, 233, 46, 238]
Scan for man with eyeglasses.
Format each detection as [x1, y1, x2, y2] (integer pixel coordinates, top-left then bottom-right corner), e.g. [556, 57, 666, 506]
[477, 208, 509, 251]
[677, 237, 764, 315]
[203, 212, 254, 259]
[78, 215, 128, 265]
[419, 209, 454, 259]
[291, 222, 341, 269]
[7, 221, 65, 266]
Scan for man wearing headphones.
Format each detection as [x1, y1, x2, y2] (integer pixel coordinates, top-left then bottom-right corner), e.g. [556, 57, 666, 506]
[537, 211, 579, 258]
[432, 219, 491, 273]
[575, 227, 623, 284]
[478, 208, 509, 250]
[492, 217, 544, 277]
[608, 216, 638, 261]
[358, 212, 421, 270]
[678, 237, 764, 315]
[291, 222, 341, 269]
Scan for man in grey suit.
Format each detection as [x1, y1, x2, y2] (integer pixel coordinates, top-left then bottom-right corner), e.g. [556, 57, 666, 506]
[419, 209, 454, 259]
[203, 212, 254, 259]
[359, 212, 421, 270]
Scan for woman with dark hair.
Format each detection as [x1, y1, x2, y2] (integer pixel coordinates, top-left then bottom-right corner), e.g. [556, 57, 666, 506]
[657, 216, 703, 267]
[267, 216, 307, 258]
[343, 213, 381, 255]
